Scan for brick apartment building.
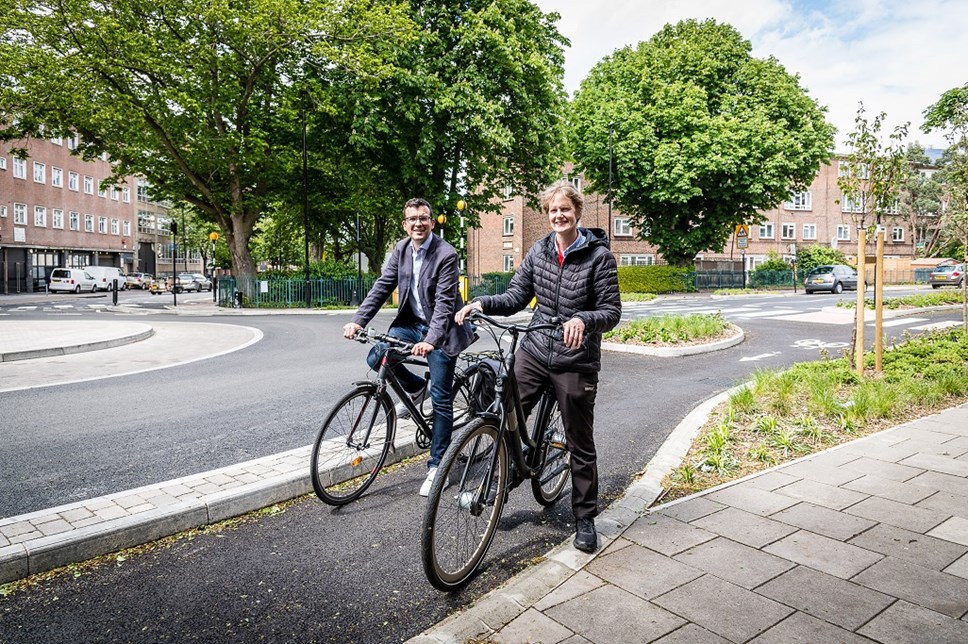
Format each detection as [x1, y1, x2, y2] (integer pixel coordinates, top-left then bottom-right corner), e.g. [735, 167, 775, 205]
[467, 158, 924, 279]
[0, 134, 200, 293]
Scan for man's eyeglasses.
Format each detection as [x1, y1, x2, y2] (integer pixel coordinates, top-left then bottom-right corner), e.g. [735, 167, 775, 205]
[405, 216, 432, 224]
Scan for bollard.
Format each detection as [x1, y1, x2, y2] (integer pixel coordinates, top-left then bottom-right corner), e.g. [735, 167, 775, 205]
[234, 290, 242, 309]
[112, 279, 119, 305]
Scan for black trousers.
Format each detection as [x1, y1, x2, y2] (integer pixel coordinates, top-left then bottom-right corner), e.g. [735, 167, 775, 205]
[514, 349, 600, 520]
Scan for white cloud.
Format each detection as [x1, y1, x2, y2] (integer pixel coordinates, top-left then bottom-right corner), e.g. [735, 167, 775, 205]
[534, 0, 968, 150]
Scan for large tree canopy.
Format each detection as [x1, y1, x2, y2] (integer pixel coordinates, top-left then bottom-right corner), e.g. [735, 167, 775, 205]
[570, 19, 835, 266]
[310, 0, 569, 271]
[0, 0, 409, 278]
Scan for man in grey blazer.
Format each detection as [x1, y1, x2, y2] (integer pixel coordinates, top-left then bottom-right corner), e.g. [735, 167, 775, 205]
[343, 198, 476, 496]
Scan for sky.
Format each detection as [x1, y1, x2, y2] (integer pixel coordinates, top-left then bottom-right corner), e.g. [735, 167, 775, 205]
[532, 0, 968, 152]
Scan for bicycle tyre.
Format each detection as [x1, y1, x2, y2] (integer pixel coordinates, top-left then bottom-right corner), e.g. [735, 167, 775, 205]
[530, 393, 570, 506]
[310, 383, 394, 506]
[421, 418, 508, 592]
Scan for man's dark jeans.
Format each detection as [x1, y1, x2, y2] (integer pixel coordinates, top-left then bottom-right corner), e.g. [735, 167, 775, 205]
[366, 323, 456, 468]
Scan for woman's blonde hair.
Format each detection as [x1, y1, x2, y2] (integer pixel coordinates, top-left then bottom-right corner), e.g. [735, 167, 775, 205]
[539, 180, 584, 219]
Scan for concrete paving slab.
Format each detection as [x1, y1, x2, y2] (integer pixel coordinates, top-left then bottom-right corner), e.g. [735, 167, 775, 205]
[852, 556, 968, 619]
[672, 536, 794, 589]
[762, 529, 884, 579]
[857, 600, 968, 644]
[849, 522, 968, 571]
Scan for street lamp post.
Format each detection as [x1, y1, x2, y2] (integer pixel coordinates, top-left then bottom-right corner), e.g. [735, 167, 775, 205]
[608, 122, 615, 222]
[350, 213, 361, 307]
[302, 101, 311, 309]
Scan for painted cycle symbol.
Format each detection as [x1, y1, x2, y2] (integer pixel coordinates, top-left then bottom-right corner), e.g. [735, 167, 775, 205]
[792, 339, 849, 350]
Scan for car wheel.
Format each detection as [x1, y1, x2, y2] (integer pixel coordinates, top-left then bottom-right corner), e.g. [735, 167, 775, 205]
[91, 284, 98, 293]
[833, 282, 843, 294]
[74, 285, 81, 293]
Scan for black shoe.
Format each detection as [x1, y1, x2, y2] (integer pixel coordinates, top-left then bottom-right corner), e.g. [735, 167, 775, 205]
[574, 518, 598, 553]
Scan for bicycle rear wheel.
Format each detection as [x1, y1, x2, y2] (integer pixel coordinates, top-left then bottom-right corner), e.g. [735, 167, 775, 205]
[310, 383, 394, 506]
[422, 418, 508, 591]
[530, 393, 570, 506]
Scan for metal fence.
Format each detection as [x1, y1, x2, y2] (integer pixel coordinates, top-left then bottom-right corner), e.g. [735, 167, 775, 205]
[216, 276, 378, 308]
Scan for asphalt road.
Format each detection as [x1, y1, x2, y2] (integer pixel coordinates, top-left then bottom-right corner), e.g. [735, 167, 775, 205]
[0, 295, 962, 642]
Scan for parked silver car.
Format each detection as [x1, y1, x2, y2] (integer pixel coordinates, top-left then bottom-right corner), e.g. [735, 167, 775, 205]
[189, 273, 213, 291]
[928, 263, 965, 289]
[804, 264, 859, 294]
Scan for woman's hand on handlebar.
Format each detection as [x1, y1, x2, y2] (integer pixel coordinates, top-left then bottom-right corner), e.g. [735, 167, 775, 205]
[455, 301, 483, 325]
[562, 317, 585, 349]
[343, 322, 363, 340]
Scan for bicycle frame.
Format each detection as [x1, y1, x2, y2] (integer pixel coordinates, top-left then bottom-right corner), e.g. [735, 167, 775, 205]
[355, 329, 434, 445]
[464, 313, 559, 502]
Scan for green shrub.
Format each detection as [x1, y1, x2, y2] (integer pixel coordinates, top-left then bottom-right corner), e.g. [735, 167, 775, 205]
[617, 265, 694, 294]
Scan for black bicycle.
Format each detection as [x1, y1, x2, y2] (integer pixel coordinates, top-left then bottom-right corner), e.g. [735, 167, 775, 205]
[310, 328, 475, 506]
[421, 311, 570, 591]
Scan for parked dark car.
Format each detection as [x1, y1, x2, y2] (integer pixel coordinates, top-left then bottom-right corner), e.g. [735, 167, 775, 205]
[804, 264, 859, 294]
[928, 263, 965, 289]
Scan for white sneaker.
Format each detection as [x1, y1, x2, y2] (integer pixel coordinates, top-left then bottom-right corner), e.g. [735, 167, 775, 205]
[396, 385, 428, 419]
[419, 466, 450, 497]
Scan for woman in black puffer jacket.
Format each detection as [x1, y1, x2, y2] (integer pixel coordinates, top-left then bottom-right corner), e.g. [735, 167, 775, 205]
[455, 180, 622, 553]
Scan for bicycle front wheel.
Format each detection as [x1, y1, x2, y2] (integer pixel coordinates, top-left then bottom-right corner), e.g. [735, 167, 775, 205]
[310, 383, 394, 506]
[530, 394, 570, 506]
[422, 418, 508, 592]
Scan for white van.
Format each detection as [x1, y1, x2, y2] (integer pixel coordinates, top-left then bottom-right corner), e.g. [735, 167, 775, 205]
[86, 266, 127, 291]
[48, 268, 98, 293]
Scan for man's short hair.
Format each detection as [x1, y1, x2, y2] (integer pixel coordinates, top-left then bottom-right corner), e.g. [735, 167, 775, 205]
[539, 180, 584, 218]
[403, 198, 433, 219]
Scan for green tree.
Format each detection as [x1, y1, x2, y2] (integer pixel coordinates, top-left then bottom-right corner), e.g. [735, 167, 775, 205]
[569, 19, 835, 266]
[837, 102, 909, 236]
[923, 83, 968, 331]
[900, 143, 943, 257]
[0, 0, 409, 279]
[795, 244, 849, 275]
[310, 0, 569, 272]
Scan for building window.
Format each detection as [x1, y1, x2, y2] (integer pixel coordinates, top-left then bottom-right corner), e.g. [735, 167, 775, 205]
[123, 220, 131, 236]
[98, 184, 107, 198]
[618, 254, 655, 266]
[614, 217, 632, 237]
[502, 184, 513, 201]
[67, 134, 78, 150]
[70, 211, 80, 230]
[562, 175, 581, 191]
[503, 216, 514, 236]
[33, 162, 46, 183]
[52, 209, 64, 229]
[0, 156, 6, 170]
[880, 198, 901, 215]
[781, 223, 795, 240]
[838, 161, 869, 179]
[122, 187, 130, 203]
[98, 216, 108, 233]
[785, 191, 812, 211]
[68, 171, 79, 191]
[50, 136, 63, 146]
[802, 224, 817, 240]
[51, 167, 63, 188]
[84, 214, 94, 232]
[111, 186, 120, 201]
[14, 203, 27, 224]
[836, 225, 850, 241]
[758, 223, 774, 239]
[841, 193, 865, 213]
[34, 206, 47, 227]
[13, 157, 26, 179]
[84, 176, 94, 194]
[503, 255, 514, 272]
[892, 227, 904, 242]
[0, 205, 6, 218]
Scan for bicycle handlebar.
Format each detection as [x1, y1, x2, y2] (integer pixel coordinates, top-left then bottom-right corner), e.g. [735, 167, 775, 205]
[467, 309, 560, 334]
[353, 328, 415, 355]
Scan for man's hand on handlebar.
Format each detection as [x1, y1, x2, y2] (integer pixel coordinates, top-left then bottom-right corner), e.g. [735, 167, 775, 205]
[343, 322, 363, 340]
[412, 341, 435, 357]
[455, 301, 483, 325]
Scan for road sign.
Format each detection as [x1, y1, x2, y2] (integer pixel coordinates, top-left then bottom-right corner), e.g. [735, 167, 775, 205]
[735, 224, 749, 250]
